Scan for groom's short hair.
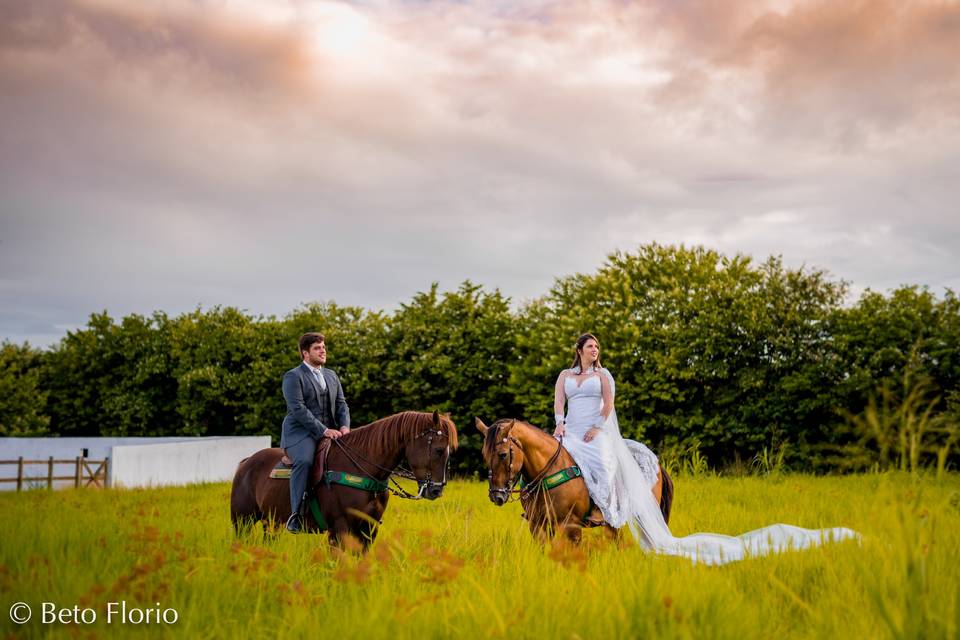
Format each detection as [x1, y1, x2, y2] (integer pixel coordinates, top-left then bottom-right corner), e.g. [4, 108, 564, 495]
[298, 332, 325, 355]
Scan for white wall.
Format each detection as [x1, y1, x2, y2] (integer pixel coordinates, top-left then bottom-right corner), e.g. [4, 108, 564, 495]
[0, 437, 271, 490]
[111, 437, 271, 488]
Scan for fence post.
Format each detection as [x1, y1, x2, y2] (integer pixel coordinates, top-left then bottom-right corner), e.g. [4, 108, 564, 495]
[47, 456, 54, 490]
[75, 456, 82, 488]
[17, 456, 23, 492]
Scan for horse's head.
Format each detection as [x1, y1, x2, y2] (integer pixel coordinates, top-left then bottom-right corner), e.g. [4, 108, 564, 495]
[476, 417, 524, 506]
[404, 411, 458, 500]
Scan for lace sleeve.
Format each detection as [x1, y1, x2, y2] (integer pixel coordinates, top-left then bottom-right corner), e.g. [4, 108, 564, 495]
[597, 368, 616, 426]
[553, 369, 568, 425]
[600, 367, 616, 399]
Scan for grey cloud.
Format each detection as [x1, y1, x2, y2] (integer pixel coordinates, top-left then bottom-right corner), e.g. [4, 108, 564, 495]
[1, 0, 958, 346]
[0, 0, 313, 89]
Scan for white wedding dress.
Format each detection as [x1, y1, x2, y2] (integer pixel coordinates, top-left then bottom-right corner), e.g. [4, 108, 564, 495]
[560, 367, 859, 565]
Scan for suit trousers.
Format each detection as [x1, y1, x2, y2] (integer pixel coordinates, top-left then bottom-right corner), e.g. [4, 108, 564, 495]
[286, 436, 317, 516]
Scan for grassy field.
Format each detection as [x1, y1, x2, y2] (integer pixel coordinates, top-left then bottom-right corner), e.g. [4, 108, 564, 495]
[2, 473, 959, 639]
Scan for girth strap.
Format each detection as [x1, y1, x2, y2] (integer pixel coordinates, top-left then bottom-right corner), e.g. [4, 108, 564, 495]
[520, 465, 582, 491]
[308, 497, 327, 531]
[324, 470, 389, 493]
[306, 471, 386, 533]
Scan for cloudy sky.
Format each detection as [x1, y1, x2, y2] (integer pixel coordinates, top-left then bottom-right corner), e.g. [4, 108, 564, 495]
[2, 0, 958, 347]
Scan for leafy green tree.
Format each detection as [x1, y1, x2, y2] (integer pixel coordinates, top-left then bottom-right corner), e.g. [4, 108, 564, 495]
[43, 311, 191, 437]
[281, 302, 391, 434]
[6, 244, 956, 475]
[382, 282, 522, 473]
[0, 342, 49, 436]
[513, 244, 847, 467]
[42, 312, 130, 437]
[832, 287, 960, 408]
[166, 307, 267, 437]
[826, 286, 960, 470]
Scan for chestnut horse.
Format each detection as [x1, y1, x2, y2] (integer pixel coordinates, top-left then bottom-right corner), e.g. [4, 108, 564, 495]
[232, 411, 457, 547]
[476, 417, 672, 544]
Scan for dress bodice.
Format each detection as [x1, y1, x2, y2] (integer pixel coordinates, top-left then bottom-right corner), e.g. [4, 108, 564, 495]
[564, 374, 603, 433]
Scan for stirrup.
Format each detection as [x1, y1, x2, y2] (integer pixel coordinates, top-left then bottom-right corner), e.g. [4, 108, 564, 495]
[286, 512, 303, 533]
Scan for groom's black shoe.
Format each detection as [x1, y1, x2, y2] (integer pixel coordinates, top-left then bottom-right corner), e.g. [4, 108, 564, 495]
[584, 506, 605, 527]
[285, 512, 303, 534]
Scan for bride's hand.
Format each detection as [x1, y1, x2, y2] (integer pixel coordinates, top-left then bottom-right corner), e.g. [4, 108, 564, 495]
[584, 427, 601, 442]
[553, 423, 566, 438]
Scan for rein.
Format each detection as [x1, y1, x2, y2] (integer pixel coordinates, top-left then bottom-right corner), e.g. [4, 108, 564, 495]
[488, 433, 565, 504]
[328, 427, 449, 500]
[520, 436, 565, 502]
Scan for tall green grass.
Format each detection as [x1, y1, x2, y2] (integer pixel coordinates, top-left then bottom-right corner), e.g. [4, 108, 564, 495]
[2, 474, 958, 639]
[837, 371, 960, 477]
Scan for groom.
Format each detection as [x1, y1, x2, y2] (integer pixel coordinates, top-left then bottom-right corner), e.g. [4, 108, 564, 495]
[280, 332, 351, 533]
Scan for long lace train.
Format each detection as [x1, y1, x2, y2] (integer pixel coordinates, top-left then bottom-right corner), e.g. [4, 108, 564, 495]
[613, 427, 858, 564]
[563, 368, 859, 565]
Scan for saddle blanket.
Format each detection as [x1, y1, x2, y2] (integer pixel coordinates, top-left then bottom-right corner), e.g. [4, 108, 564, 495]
[269, 460, 293, 479]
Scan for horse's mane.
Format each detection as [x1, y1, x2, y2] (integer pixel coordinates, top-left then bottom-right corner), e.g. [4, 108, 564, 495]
[343, 411, 458, 459]
[482, 419, 508, 459]
[482, 418, 550, 458]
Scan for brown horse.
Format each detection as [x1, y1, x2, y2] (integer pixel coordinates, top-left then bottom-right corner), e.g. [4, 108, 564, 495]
[231, 411, 458, 547]
[475, 417, 672, 544]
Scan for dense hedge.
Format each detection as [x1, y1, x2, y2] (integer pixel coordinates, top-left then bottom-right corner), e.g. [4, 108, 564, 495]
[2, 244, 958, 474]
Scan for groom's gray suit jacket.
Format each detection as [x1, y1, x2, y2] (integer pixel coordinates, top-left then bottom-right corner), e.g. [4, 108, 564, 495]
[280, 362, 350, 450]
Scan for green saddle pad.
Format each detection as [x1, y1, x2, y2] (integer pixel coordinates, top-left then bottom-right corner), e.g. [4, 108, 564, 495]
[269, 463, 292, 479]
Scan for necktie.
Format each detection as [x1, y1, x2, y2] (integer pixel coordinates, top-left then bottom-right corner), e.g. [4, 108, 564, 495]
[314, 368, 327, 391]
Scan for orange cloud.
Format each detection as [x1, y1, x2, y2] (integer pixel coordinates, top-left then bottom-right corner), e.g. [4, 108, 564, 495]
[727, 1, 960, 139]
[0, 0, 314, 96]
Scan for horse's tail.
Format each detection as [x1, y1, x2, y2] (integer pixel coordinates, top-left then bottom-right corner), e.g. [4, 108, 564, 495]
[659, 466, 674, 525]
[230, 453, 263, 534]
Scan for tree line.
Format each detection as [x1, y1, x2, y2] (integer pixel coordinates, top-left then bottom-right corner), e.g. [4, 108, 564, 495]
[2, 244, 958, 475]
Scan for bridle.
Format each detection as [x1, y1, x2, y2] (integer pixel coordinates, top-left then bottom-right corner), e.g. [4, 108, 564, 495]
[487, 428, 564, 504]
[332, 427, 451, 500]
[487, 432, 523, 503]
[409, 427, 451, 498]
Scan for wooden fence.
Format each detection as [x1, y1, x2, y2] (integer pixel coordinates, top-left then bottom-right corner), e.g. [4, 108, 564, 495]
[0, 457, 109, 490]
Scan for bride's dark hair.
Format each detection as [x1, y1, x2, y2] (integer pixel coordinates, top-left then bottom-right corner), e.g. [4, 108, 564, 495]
[571, 333, 603, 370]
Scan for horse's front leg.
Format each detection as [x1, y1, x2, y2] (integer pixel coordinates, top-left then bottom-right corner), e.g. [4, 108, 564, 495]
[526, 507, 554, 544]
[327, 515, 351, 547]
[353, 504, 386, 550]
[557, 502, 584, 545]
[562, 521, 583, 545]
[332, 495, 386, 551]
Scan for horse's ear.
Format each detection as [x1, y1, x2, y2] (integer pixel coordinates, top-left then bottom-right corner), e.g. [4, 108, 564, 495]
[501, 419, 516, 436]
[432, 410, 440, 427]
[475, 417, 489, 435]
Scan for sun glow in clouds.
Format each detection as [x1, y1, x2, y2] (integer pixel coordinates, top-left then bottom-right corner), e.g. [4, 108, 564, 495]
[1, 0, 959, 346]
[306, 3, 376, 59]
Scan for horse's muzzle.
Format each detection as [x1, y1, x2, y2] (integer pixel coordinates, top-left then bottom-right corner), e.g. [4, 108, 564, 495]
[488, 488, 509, 506]
[419, 480, 445, 501]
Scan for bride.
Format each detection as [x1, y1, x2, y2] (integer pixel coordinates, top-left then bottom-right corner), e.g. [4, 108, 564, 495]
[554, 333, 858, 565]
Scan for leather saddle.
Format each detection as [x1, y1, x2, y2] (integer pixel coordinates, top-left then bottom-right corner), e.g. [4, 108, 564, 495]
[271, 438, 333, 483]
